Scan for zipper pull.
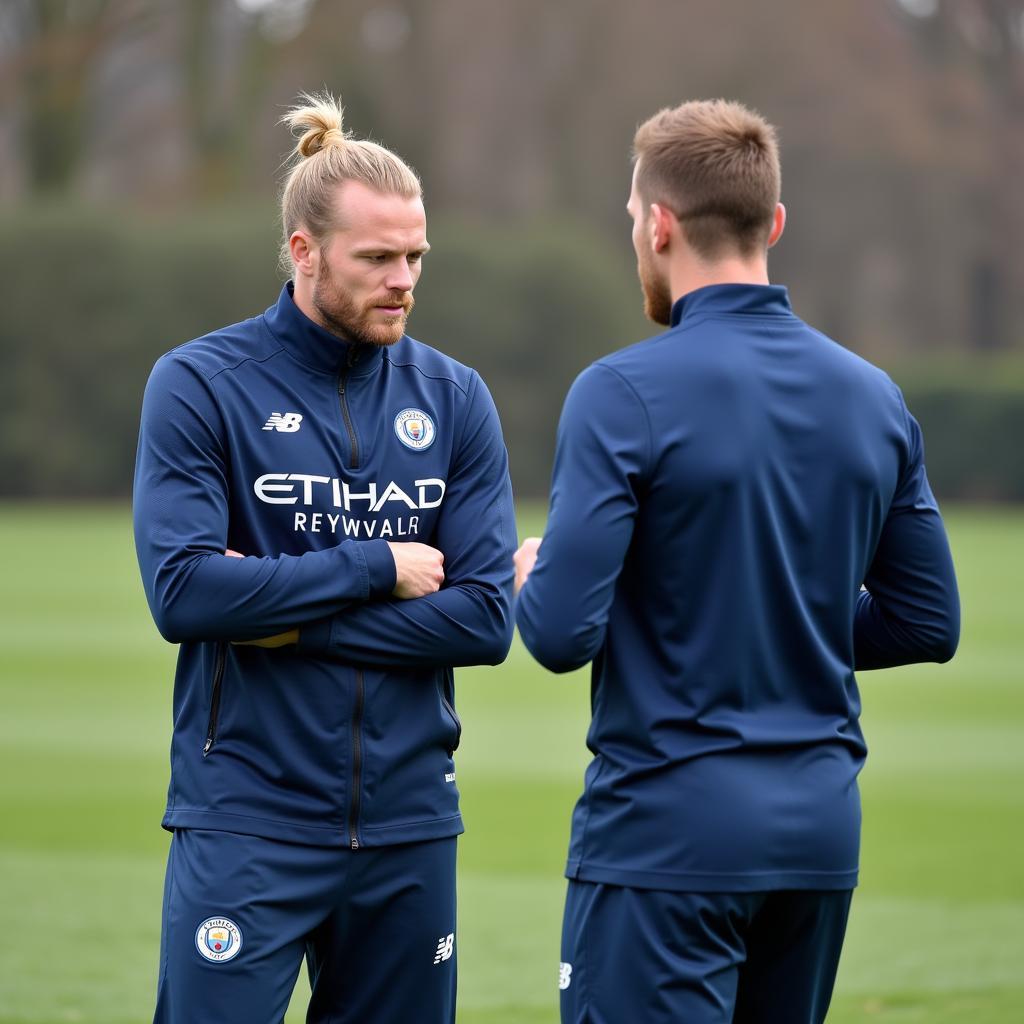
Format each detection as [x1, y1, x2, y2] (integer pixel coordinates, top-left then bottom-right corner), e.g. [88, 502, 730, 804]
[203, 737, 213, 756]
[350, 836, 360, 850]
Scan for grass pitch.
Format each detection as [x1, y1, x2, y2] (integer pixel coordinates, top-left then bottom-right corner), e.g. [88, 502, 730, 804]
[0, 504, 1021, 1023]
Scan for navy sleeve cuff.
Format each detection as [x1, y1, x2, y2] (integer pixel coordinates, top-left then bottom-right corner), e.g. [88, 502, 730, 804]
[361, 538, 397, 598]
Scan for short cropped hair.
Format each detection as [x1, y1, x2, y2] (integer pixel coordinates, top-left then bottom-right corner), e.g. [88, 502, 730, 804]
[633, 100, 780, 260]
[278, 92, 421, 272]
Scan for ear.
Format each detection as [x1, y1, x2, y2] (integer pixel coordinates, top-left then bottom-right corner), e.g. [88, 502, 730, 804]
[289, 230, 318, 278]
[649, 203, 675, 254]
[767, 203, 786, 249]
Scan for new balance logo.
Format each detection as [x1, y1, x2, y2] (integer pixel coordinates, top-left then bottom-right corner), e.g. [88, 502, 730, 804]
[433, 933, 454, 965]
[559, 962, 573, 990]
[263, 412, 303, 432]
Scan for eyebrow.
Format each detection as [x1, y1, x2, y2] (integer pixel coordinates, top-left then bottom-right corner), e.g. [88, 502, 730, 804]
[352, 242, 431, 256]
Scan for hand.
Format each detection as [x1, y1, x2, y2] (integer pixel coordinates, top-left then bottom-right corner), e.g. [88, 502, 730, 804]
[388, 542, 445, 599]
[223, 549, 298, 647]
[514, 537, 541, 595]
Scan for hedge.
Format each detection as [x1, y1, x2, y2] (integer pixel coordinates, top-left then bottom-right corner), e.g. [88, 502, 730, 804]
[0, 205, 1020, 500]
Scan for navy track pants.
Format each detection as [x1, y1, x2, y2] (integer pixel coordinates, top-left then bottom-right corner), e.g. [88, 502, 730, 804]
[153, 829, 457, 1024]
[560, 881, 852, 1023]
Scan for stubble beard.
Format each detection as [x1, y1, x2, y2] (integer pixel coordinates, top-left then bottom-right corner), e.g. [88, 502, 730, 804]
[637, 245, 673, 326]
[313, 261, 414, 347]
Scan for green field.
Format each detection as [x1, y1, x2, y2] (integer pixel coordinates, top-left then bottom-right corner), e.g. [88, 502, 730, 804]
[0, 504, 1021, 1023]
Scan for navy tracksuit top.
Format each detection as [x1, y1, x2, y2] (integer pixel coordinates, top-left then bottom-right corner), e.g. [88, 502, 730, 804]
[516, 284, 960, 892]
[134, 283, 516, 848]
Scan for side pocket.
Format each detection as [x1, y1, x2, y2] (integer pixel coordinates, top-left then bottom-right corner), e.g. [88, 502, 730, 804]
[202, 642, 227, 757]
[439, 671, 462, 754]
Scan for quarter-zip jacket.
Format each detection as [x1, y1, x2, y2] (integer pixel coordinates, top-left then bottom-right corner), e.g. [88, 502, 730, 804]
[516, 284, 959, 892]
[134, 283, 516, 848]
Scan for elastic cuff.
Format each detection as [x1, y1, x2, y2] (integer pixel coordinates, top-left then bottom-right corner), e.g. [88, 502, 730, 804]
[361, 539, 397, 598]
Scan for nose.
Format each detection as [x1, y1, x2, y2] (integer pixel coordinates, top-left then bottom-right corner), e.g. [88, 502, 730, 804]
[385, 258, 415, 293]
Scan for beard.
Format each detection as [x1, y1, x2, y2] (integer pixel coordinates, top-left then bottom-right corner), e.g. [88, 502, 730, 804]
[636, 244, 673, 326]
[313, 260, 414, 347]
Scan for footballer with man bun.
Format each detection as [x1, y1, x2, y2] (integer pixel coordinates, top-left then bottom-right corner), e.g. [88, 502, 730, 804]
[134, 93, 515, 1024]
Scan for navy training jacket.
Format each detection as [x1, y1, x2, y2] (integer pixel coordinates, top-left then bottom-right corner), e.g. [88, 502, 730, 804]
[516, 284, 959, 892]
[134, 283, 516, 848]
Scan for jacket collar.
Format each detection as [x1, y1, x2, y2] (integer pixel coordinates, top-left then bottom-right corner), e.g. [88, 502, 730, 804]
[669, 283, 792, 328]
[263, 282, 387, 377]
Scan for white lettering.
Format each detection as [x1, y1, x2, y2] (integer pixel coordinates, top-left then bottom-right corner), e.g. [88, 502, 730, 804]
[290, 474, 330, 504]
[342, 481, 378, 512]
[254, 473, 297, 505]
[416, 478, 446, 509]
[372, 480, 418, 513]
[290, 514, 422, 537]
[255, 474, 445, 513]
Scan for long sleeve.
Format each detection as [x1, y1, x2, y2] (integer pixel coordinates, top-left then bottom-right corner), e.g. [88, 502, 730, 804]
[133, 353, 396, 644]
[854, 400, 960, 669]
[515, 364, 649, 673]
[298, 372, 516, 667]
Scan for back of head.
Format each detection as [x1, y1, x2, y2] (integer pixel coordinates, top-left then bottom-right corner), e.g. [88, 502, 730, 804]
[633, 99, 780, 261]
[278, 91, 422, 272]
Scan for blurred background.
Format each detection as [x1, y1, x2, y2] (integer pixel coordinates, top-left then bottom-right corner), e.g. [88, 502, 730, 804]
[1, 0, 1024, 498]
[0, 1, 1022, 1022]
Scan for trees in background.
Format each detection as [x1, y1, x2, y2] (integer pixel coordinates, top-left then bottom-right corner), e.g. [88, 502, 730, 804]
[0, 0, 1022, 496]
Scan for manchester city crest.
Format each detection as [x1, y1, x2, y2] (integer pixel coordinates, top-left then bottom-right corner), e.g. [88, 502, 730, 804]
[195, 917, 242, 963]
[394, 408, 436, 451]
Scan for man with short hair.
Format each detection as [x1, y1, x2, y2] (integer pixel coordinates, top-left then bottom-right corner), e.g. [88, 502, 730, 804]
[134, 93, 515, 1024]
[514, 99, 959, 1023]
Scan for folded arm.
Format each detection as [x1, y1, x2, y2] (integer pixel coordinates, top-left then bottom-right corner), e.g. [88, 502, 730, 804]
[133, 354, 396, 644]
[298, 372, 517, 668]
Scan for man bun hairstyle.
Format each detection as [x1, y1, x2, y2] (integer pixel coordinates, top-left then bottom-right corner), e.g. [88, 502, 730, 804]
[286, 93, 350, 158]
[633, 99, 780, 260]
[278, 91, 421, 272]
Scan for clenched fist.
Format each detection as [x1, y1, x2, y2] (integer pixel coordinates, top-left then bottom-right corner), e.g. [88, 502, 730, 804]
[388, 542, 445, 599]
[514, 537, 541, 595]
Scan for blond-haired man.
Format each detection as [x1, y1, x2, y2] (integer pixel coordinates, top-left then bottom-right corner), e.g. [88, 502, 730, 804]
[515, 100, 959, 1023]
[134, 94, 515, 1024]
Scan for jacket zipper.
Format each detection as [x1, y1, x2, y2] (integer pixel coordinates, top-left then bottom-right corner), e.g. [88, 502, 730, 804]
[202, 642, 227, 756]
[337, 347, 360, 469]
[340, 348, 366, 845]
[348, 669, 365, 849]
[441, 691, 462, 753]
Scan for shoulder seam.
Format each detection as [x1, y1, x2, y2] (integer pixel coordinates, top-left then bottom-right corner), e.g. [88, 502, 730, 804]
[156, 353, 229, 445]
[208, 346, 283, 382]
[592, 362, 653, 477]
[450, 369, 480, 464]
[387, 357, 472, 397]
[165, 319, 285, 382]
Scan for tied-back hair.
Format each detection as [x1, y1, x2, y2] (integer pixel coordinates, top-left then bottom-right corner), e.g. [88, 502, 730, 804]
[633, 99, 780, 260]
[278, 91, 421, 272]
